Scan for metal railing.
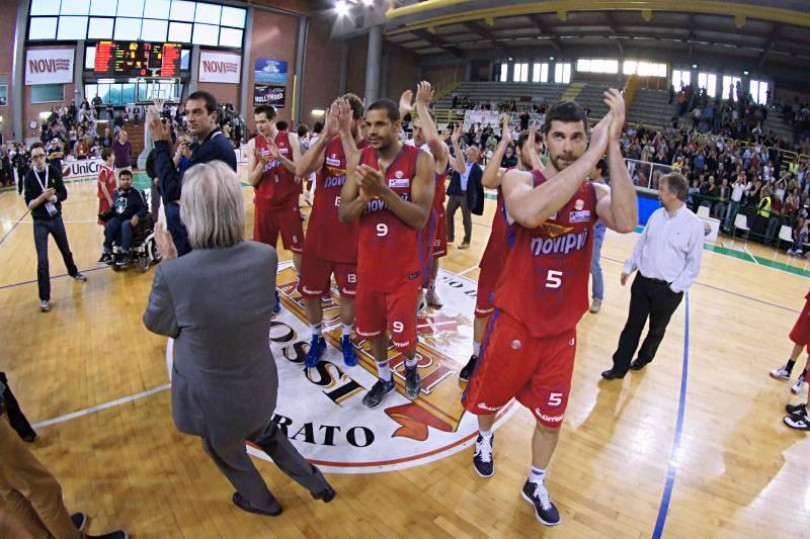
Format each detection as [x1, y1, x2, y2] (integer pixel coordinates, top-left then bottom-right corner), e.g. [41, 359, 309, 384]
[623, 158, 680, 190]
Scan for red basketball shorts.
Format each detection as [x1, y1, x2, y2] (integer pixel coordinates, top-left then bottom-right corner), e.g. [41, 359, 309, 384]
[355, 279, 420, 351]
[433, 210, 447, 259]
[462, 311, 577, 429]
[789, 296, 810, 352]
[254, 200, 304, 254]
[298, 250, 357, 299]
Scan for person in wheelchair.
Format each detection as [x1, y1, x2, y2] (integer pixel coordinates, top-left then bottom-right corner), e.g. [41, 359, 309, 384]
[100, 169, 148, 268]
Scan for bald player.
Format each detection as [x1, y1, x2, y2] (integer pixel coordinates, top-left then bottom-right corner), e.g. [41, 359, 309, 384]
[295, 94, 367, 368]
[339, 99, 435, 408]
[462, 93, 637, 527]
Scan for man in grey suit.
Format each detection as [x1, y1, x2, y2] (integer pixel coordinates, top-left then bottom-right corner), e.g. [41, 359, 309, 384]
[143, 161, 334, 516]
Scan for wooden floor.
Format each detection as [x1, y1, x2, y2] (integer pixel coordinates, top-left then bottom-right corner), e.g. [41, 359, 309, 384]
[1, 177, 809, 538]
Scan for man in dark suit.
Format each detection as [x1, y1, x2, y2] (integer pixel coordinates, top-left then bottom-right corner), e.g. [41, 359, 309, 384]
[23, 142, 87, 312]
[447, 134, 483, 249]
[148, 91, 237, 257]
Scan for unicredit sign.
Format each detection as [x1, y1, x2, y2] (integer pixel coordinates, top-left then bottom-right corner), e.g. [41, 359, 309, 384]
[198, 51, 241, 84]
[25, 49, 74, 86]
[62, 158, 102, 179]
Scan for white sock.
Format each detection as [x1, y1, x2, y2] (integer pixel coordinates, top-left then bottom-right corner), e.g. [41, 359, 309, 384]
[473, 341, 481, 357]
[404, 357, 418, 369]
[377, 361, 392, 382]
[529, 466, 546, 484]
[342, 324, 353, 338]
[311, 323, 322, 337]
[479, 428, 492, 440]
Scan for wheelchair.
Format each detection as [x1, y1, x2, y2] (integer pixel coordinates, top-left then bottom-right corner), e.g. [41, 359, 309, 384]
[110, 213, 162, 273]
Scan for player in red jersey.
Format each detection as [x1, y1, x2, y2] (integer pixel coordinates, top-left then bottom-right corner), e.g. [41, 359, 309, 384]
[459, 115, 543, 381]
[96, 148, 116, 226]
[338, 98, 435, 408]
[247, 105, 303, 271]
[462, 92, 638, 527]
[400, 82, 451, 311]
[295, 94, 367, 368]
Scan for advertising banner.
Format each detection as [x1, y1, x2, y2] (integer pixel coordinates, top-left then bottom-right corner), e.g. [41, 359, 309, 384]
[199, 50, 241, 84]
[25, 49, 74, 85]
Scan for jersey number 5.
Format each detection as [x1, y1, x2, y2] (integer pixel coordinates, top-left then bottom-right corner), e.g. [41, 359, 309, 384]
[546, 270, 563, 289]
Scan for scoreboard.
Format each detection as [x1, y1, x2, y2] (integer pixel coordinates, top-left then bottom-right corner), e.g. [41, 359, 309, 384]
[94, 42, 182, 77]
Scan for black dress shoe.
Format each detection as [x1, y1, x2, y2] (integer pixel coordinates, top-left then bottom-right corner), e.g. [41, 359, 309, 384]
[21, 430, 37, 443]
[630, 358, 652, 371]
[601, 368, 626, 380]
[232, 492, 283, 516]
[312, 484, 337, 503]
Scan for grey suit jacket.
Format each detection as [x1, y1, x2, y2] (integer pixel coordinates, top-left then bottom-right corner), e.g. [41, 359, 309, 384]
[143, 241, 279, 440]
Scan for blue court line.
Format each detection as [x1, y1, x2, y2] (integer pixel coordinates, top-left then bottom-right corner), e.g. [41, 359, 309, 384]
[0, 209, 30, 246]
[652, 292, 691, 539]
[0, 265, 110, 291]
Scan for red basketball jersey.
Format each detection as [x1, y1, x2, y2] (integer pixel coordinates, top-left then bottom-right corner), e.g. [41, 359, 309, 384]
[357, 144, 423, 292]
[494, 170, 598, 338]
[479, 188, 509, 273]
[306, 136, 368, 264]
[254, 132, 298, 207]
[97, 165, 115, 199]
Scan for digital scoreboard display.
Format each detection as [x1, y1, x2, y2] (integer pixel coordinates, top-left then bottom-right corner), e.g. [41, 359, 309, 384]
[94, 42, 182, 77]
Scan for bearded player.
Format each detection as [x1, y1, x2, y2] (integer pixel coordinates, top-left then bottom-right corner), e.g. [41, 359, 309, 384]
[339, 99, 434, 408]
[459, 115, 544, 380]
[401, 82, 450, 310]
[462, 91, 637, 527]
[295, 94, 367, 368]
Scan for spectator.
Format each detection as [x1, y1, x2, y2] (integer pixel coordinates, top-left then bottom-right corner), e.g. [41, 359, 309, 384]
[447, 132, 482, 250]
[99, 169, 148, 267]
[113, 130, 132, 182]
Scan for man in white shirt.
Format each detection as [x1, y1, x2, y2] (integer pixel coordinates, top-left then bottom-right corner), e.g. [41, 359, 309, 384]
[602, 172, 704, 379]
[724, 173, 747, 232]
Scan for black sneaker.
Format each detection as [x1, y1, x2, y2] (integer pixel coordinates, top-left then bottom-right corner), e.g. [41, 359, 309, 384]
[232, 491, 282, 517]
[459, 355, 477, 381]
[472, 433, 494, 478]
[362, 378, 396, 408]
[786, 403, 807, 417]
[521, 479, 561, 527]
[405, 366, 421, 400]
[71, 512, 87, 532]
[311, 484, 337, 503]
[85, 531, 128, 539]
[99, 253, 113, 264]
[71, 272, 87, 282]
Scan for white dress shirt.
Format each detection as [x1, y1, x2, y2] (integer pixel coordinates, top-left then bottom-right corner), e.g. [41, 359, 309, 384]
[623, 205, 704, 293]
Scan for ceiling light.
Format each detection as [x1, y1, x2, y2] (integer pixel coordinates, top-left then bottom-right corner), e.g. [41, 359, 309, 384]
[335, 0, 350, 17]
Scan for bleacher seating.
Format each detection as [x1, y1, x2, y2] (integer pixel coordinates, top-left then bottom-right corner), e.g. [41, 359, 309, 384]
[627, 88, 673, 128]
[434, 81, 567, 109]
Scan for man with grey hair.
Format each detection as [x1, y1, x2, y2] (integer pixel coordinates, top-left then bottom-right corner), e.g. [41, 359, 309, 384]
[446, 141, 482, 249]
[602, 172, 704, 379]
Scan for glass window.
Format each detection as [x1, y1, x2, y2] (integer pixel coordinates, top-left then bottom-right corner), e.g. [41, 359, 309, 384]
[577, 59, 590, 72]
[96, 83, 110, 103]
[750, 80, 768, 105]
[31, 0, 61, 16]
[141, 19, 168, 41]
[90, 0, 117, 16]
[144, 0, 170, 20]
[672, 69, 690, 90]
[114, 17, 142, 40]
[623, 60, 637, 75]
[192, 23, 218, 45]
[698, 72, 717, 97]
[122, 83, 135, 103]
[218, 27, 242, 48]
[168, 21, 192, 42]
[555, 63, 571, 83]
[499, 63, 508, 82]
[180, 48, 190, 69]
[220, 6, 245, 28]
[109, 84, 122, 105]
[117, 0, 144, 18]
[722, 76, 741, 100]
[88, 17, 114, 39]
[61, 0, 90, 15]
[57, 16, 88, 40]
[85, 83, 97, 99]
[31, 84, 65, 103]
[515, 63, 528, 82]
[170, 0, 195, 22]
[29, 17, 58, 39]
[85, 46, 96, 69]
[194, 2, 220, 24]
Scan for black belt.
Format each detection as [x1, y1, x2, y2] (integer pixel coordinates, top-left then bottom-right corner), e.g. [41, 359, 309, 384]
[641, 274, 670, 286]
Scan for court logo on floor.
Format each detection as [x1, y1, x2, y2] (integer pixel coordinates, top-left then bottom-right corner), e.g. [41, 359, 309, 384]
[251, 262, 517, 474]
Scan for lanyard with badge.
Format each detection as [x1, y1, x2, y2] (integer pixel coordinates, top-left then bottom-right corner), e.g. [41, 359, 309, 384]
[33, 166, 58, 217]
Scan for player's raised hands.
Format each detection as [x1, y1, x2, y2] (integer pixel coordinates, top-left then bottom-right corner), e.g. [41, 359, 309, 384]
[356, 164, 385, 198]
[323, 100, 341, 139]
[603, 88, 626, 142]
[451, 124, 463, 144]
[415, 81, 434, 106]
[399, 89, 414, 118]
[336, 98, 353, 135]
[500, 113, 513, 146]
[588, 111, 612, 156]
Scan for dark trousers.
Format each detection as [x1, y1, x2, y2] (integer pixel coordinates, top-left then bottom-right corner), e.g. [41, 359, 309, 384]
[165, 202, 191, 256]
[33, 217, 78, 301]
[201, 421, 328, 512]
[0, 373, 36, 441]
[611, 274, 684, 373]
[447, 193, 471, 243]
[103, 216, 134, 253]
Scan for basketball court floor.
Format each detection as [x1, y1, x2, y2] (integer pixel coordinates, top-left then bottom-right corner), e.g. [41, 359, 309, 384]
[1, 173, 809, 538]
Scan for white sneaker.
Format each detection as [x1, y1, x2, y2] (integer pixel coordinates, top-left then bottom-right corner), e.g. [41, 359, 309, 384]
[770, 365, 791, 380]
[791, 377, 807, 395]
[40, 300, 50, 312]
[589, 298, 602, 313]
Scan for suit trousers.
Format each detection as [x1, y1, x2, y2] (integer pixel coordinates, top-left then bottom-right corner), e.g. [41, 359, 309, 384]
[0, 373, 36, 440]
[447, 193, 471, 244]
[201, 421, 328, 512]
[611, 274, 684, 373]
[0, 415, 81, 539]
[33, 217, 79, 302]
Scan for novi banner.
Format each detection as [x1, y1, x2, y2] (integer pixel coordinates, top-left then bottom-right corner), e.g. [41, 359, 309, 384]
[25, 49, 74, 86]
[199, 50, 241, 84]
